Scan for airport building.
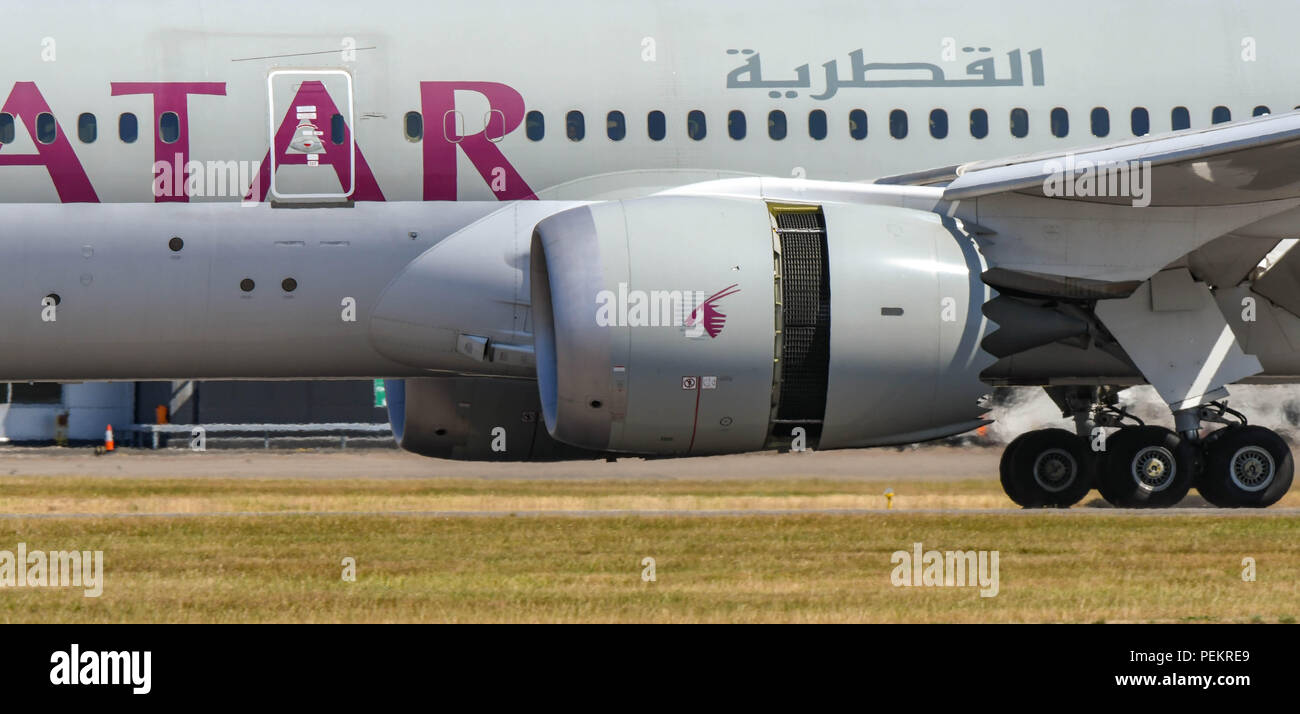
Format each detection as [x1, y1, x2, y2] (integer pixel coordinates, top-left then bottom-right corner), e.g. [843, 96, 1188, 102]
[0, 380, 389, 445]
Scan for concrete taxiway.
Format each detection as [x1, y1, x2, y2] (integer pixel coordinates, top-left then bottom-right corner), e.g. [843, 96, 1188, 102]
[0, 444, 998, 481]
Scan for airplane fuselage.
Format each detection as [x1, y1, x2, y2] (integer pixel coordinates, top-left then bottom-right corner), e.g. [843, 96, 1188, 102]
[3, 0, 1300, 387]
[1, 0, 1297, 204]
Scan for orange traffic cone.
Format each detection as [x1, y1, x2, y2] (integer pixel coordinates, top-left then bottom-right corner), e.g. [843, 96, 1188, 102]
[104, 425, 115, 453]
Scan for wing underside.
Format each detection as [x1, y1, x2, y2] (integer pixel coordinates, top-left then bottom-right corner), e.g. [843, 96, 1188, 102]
[874, 111, 1300, 409]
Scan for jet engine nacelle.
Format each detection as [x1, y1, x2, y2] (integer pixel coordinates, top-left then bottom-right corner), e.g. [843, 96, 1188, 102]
[385, 377, 600, 461]
[530, 196, 996, 455]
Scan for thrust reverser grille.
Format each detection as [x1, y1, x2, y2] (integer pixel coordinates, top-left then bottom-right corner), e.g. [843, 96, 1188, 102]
[768, 205, 831, 446]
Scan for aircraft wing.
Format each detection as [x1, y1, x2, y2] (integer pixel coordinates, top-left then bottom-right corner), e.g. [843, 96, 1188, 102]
[942, 111, 1300, 207]
[873, 111, 1300, 297]
[876, 112, 1300, 412]
[874, 111, 1300, 206]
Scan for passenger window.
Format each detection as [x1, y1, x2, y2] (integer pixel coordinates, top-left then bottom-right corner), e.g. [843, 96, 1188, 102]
[1212, 106, 1232, 124]
[1171, 106, 1190, 131]
[1253, 105, 1271, 117]
[330, 113, 344, 144]
[566, 111, 585, 141]
[119, 112, 138, 143]
[77, 113, 96, 143]
[728, 110, 746, 140]
[648, 110, 666, 141]
[607, 111, 626, 141]
[970, 109, 988, 139]
[687, 110, 706, 140]
[808, 109, 827, 140]
[889, 109, 907, 139]
[525, 111, 544, 141]
[1050, 107, 1069, 138]
[929, 109, 947, 139]
[768, 110, 787, 140]
[1009, 108, 1028, 138]
[159, 111, 180, 144]
[0, 113, 13, 144]
[1090, 107, 1109, 137]
[848, 109, 867, 140]
[36, 112, 56, 144]
[404, 111, 423, 141]
[1131, 107, 1150, 136]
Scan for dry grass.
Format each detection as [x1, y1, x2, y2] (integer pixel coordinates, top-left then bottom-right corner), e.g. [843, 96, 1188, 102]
[8, 475, 1299, 514]
[0, 509, 1297, 623]
[1, 476, 1296, 622]
[0, 476, 1017, 514]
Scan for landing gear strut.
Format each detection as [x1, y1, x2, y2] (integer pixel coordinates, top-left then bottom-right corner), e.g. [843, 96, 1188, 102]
[997, 388, 1294, 509]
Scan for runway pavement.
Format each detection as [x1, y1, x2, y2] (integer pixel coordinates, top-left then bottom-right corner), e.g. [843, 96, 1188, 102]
[3, 445, 1297, 516]
[2, 507, 1297, 519]
[0, 444, 1001, 481]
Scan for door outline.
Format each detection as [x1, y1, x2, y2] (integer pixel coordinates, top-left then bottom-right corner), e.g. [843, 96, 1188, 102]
[443, 110, 464, 143]
[266, 69, 355, 200]
[485, 109, 506, 143]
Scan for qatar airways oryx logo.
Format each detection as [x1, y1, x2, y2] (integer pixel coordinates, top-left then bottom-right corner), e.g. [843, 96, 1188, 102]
[687, 284, 742, 338]
[595, 283, 741, 338]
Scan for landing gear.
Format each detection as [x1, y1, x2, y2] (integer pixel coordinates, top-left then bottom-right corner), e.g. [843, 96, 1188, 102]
[999, 428, 1094, 508]
[1197, 425, 1294, 508]
[995, 387, 1294, 509]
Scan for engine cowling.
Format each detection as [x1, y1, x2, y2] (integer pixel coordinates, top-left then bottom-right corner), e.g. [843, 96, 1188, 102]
[385, 377, 600, 461]
[530, 196, 996, 455]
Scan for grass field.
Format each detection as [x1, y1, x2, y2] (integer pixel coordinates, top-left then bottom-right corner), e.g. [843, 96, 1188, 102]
[3, 475, 1298, 514]
[0, 477, 1297, 623]
[0, 476, 1012, 514]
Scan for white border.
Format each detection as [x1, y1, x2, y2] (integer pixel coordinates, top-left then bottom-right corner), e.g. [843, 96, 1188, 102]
[266, 69, 356, 200]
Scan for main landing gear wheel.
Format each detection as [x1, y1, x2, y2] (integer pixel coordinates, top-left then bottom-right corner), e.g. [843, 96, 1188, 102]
[999, 428, 1094, 508]
[1196, 425, 1294, 508]
[1098, 426, 1195, 508]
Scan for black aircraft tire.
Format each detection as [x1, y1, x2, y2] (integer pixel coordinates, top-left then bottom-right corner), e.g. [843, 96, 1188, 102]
[1098, 426, 1195, 508]
[1197, 426, 1293, 508]
[1002, 429, 1094, 508]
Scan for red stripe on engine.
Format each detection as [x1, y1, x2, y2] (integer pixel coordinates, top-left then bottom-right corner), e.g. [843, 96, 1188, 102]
[687, 378, 702, 453]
